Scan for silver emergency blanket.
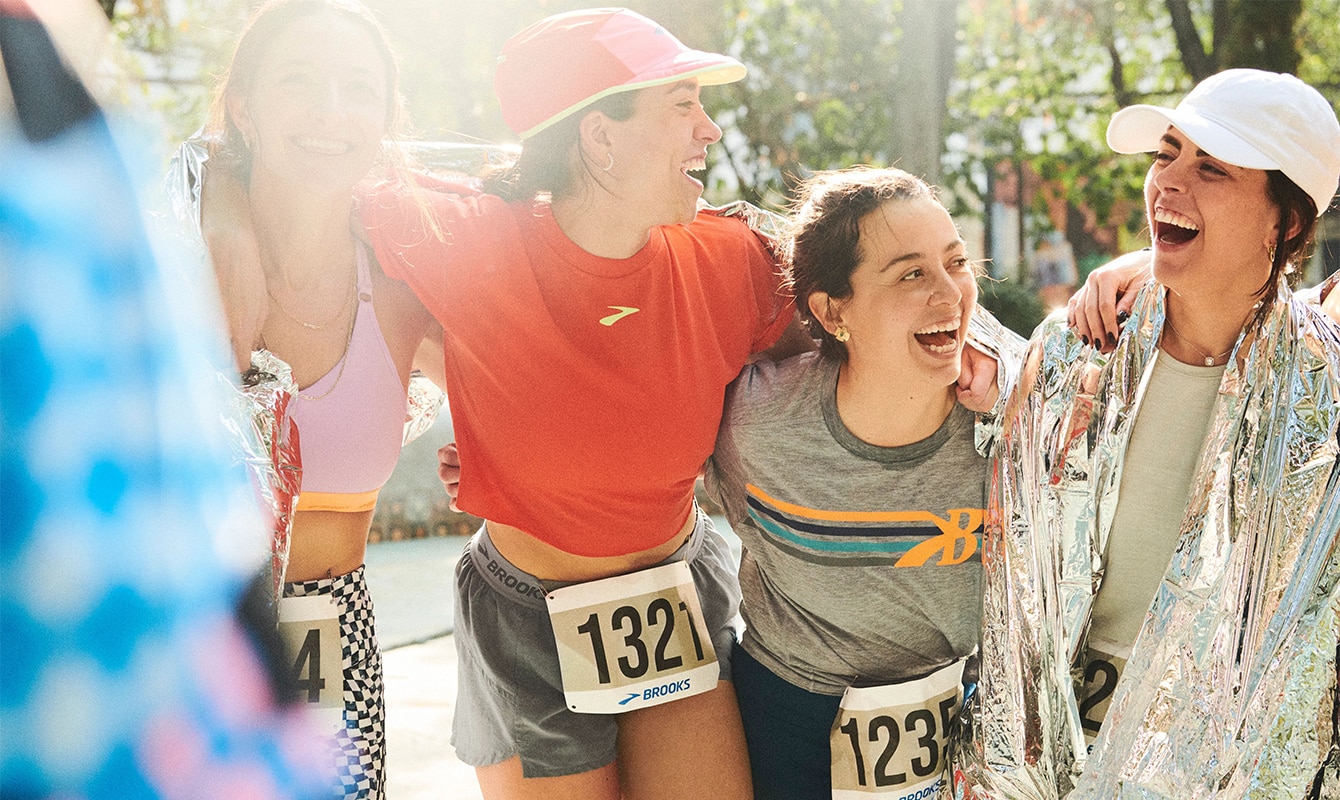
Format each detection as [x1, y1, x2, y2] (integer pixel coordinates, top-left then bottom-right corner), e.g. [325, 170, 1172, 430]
[223, 351, 301, 601]
[957, 279, 1340, 799]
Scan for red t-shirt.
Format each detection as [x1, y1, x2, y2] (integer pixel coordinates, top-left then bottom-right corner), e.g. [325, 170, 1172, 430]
[359, 182, 793, 556]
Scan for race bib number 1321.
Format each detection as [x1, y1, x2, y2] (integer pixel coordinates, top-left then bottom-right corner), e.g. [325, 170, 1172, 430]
[546, 560, 718, 715]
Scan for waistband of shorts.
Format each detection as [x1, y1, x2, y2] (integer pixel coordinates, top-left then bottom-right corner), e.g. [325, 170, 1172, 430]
[467, 506, 709, 610]
[282, 563, 368, 599]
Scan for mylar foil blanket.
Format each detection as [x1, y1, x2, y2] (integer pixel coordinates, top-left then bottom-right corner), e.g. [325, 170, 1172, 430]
[957, 279, 1340, 799]
[227, 351, 302, 602]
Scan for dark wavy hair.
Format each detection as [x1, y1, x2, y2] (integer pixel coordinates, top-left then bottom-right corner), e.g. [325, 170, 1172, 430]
[784, 167, 943, 362]
[482, 91, 638, 203]
[1252, 170, 1320, 327]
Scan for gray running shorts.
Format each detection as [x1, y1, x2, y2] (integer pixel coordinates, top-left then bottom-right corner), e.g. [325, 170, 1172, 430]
[449, 510, 742, 778]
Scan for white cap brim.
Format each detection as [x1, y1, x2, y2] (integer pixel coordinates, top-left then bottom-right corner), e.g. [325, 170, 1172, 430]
[1106, 104, 1281, 171]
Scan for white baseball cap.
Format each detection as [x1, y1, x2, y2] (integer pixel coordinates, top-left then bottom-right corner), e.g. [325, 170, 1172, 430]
[1106, 68, 1340, 216]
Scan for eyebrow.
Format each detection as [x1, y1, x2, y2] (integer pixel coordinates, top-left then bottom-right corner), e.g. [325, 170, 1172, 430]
[1158, 133, 1211, 158]
[879, 240, 965, 273]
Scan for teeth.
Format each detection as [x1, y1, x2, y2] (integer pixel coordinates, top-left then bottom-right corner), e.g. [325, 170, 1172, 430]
[682, 156, 707, 172]
[915, 319, 960, 335]
[295, 136, 354, 155]
[1154, 207, 1198, 230]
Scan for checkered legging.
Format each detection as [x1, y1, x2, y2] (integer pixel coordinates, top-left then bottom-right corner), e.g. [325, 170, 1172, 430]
[285, 566, 385, 799]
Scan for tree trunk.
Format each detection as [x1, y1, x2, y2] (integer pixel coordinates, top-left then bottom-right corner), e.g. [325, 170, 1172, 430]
[1214, 0, 1301, 73]
[1165, 0, 1215, 82]
[889, 0, 961, 184]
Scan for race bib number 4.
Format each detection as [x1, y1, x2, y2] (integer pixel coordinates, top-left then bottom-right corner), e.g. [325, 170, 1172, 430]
[546, 560, 718, 714]
[830, 658, 966, 799]
[277, 594, 345, 734]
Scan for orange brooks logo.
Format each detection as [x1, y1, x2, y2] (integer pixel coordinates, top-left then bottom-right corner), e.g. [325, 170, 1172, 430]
[745, 484, 982, 566]
[599, 306, 640, 326]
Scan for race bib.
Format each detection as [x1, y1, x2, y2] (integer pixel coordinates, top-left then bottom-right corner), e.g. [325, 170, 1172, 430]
[830, 658, 966, 799]
[1078, 638, 1130, 753]
[278, 593, 345, 734]
[546, 560, 718, 714]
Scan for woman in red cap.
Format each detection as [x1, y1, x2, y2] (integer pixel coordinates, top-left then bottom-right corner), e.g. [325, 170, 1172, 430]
[356, 8, 806, 799]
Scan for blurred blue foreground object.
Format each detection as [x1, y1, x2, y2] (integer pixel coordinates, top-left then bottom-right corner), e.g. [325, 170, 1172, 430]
[0, 2, 325, 797]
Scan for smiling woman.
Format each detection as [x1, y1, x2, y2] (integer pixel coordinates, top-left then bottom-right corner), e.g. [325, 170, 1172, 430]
[349, 8, 812, 799]
[959, 69, 1340, 799]
[703, 168, 1020, 800]
[195, 2, 442, 797]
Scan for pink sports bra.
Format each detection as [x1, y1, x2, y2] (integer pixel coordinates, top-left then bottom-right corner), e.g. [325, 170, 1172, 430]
[289, 244, 406, 513]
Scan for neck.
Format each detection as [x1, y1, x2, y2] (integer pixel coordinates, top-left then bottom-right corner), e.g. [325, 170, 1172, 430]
[835, 360, 957, 447]
[248, 174, 357, 287]
[1160, 291, 1256, 366]
[550, 188, 652, 259]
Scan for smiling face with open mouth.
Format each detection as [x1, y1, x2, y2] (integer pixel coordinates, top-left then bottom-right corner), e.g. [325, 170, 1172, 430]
[602, 80, 723, 230]
[1145, 126, 1278, 302]
[232, 11, 391, 196]
[826, 197, 977, 390]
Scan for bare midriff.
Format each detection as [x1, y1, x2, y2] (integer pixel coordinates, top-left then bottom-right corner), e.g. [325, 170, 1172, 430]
[485, 501, 697, 584]
[285, 508, 375, 583]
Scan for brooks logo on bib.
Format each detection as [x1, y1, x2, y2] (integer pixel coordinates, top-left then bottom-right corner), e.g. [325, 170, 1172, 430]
[546, 560, 718, 714]
[829, 657, 966, 799]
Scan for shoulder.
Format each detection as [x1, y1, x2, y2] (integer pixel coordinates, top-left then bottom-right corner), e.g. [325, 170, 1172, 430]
[726, 351, 827, 423]
[667, 208, 771, 255]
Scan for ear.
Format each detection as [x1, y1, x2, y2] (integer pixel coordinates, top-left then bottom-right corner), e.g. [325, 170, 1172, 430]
[226, 92, 251, 141]
[577, 109, 615, 156]
[807, 291, 844, 335]
[1266, 204, 1304, 249]
[1283, 206, 1304, 241]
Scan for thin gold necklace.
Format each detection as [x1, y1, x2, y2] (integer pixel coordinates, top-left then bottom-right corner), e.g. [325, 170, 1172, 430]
[1162, 315, 1232, 367]
[265, 265, 356, 330]
[294, 299, 358, 401]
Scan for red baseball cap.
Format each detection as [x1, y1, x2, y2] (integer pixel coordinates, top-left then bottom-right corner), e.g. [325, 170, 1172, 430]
[494, 7, 746, 140]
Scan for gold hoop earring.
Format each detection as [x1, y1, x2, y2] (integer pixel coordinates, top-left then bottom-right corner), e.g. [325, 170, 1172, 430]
[833, 326, 850, 343]
[1267, 244, 1278, 264]
[601, 153, 614, 172]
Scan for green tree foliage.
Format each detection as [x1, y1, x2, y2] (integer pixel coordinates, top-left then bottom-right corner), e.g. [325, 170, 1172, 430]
[110, 0, 1338, 227]
[711, 0, 959, 207]
[945, 0, 1340, 253]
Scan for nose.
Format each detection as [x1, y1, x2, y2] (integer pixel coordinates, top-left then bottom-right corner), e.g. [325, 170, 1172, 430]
[1150, 153, 1191, 194]
[695, 107, 723, 145]
[310, 79, 348, 120]
[929, 267, 963, 306]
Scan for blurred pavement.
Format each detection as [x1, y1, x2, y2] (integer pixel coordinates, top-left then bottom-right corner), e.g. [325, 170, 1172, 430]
[366, 536, 480, 799]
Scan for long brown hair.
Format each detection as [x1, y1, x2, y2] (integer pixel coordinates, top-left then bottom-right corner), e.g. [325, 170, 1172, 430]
[1251, 170, 1319, 328]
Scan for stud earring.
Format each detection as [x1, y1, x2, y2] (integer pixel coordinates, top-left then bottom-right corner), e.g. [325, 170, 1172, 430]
[833, 326, 850, 343]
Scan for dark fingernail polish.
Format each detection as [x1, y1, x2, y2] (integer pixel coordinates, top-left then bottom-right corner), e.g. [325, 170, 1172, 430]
[1081, 336, 1090, 347]
[1107, 333, 1117, 347]
[1117, 311, 1130, 324]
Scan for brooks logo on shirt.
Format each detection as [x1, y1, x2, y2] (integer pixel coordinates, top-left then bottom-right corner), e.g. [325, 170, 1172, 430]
[744, 484, 982, 567]
[599, 306, 640, 326]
